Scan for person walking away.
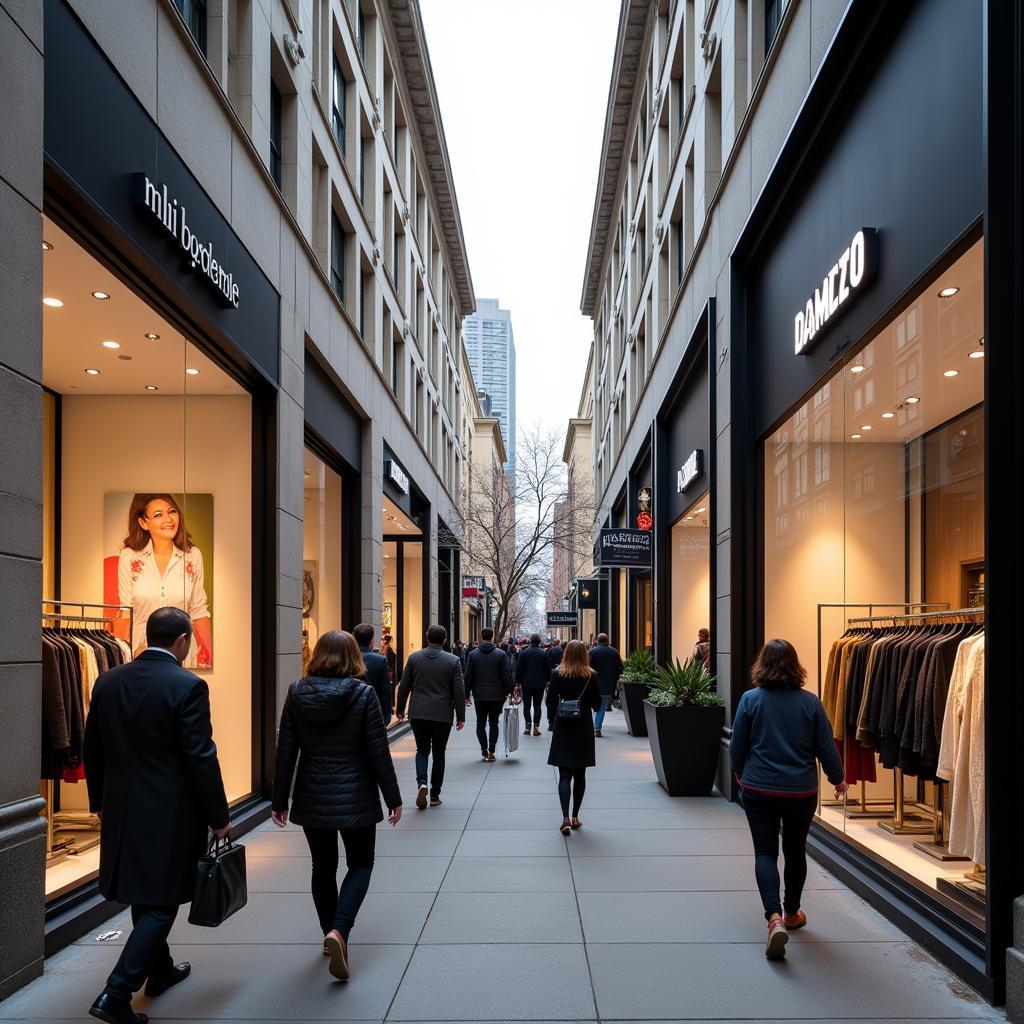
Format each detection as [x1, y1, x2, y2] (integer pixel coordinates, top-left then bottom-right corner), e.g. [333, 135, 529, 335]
[465, 627, 516, 761]
[730, 638, 847, 960]
[546, 640, 602, 835]
[547, 639, 564, 670]
[272, 630, 401, 981]
[83, 607, 230, 1024]
[515, 633, 551, 735]
[353, 623, 393, 725]
[396, 624, 465, 807]
[693, 628, 712, 670]
[588, 633, 623, 737]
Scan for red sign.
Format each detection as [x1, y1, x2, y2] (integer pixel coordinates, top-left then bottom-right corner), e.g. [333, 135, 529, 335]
[636, 511, 653, 531]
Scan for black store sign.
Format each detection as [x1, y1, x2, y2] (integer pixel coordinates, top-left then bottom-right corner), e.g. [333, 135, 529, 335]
[546, 611, 578, 627]
[598, 529, 653, 568]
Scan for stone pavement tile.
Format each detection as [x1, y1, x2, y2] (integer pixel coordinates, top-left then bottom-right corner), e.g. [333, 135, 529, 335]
[371, 830, 464, 857]
[578, 889, 904, 943]
[441, 855, 574, 893]
[398, 780, 484, 794]
[387, 943, 595, 1020]
[567, 827, 752, 857]
[467, 808, 567, 830]
[394, 791, 480, 809]
[245, 854, 452, 893]
[377, 807, 472, 829]
[0, 943, 414, 1021]
[604, 1020, 996, 1024]
[586, 942, 998, 1021]
[478, 778, 559, 794]
[455, 829, 569, 857]
[569, 854, 840, 892]
[420, 891, 583, 943]
[568, 805, 746, 830]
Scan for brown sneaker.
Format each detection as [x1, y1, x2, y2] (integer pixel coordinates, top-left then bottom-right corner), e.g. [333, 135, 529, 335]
[533, 725, 541, 736]
[765, 916, 788, 959]
[486, 751, 496, 762]
[324, 929, 350, 980]
[783, 910, 807, 930]
[430, 797, 443, 807]
[415, 785, 428, 809]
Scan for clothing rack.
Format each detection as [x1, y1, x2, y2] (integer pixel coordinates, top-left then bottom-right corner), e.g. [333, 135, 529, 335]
[817, 603, 948, 817]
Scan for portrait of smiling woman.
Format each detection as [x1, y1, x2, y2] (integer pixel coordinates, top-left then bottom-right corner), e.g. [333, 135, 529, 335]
[113, 493, 214, 668]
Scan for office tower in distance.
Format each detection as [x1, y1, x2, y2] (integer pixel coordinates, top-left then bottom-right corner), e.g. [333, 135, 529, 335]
[462, 298, 516, 473]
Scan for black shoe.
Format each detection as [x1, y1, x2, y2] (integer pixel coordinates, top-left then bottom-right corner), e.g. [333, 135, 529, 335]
[144, 961, 191, 998]
[89, 992, 149, 1024]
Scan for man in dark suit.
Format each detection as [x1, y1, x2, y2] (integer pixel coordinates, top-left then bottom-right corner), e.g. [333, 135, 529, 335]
[353, 622, 393, 724]
[547, 640, 565, 670]
[465, 627, 516, 761]
[588, 633, 624, 737]
[515, 633, 551, 736]
[84, 607, 230, 1024]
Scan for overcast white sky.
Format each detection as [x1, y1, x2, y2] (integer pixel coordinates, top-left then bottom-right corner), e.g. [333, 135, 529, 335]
[420, 0, 620, 435]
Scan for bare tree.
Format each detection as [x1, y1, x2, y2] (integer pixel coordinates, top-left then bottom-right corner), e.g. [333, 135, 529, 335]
[462, 425, 593, 641]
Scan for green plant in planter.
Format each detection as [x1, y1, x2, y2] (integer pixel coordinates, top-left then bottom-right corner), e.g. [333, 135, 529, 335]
[620, 649, 659, 685]
[647, 658, 724, 708]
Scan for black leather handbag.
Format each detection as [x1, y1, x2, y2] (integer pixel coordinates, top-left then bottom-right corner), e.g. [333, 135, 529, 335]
[188, 834, 247, 927]
[558, 698, 582, 720]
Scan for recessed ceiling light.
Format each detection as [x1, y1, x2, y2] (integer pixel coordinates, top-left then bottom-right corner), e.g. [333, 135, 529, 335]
[938, 286, 959, 298]
[696, 506, 706, 513]
[860, 425, 872, 430]
[144, 332, 160, 340]
[943, 369, 959, 378]
[685, 515, 693, 520]
[881, 411, 895, 419]
[144, 384, 159, 391]
[850, 433, 862, 440]
[185, 367, 200, 376]
[906, 396, 920, 404]
[43, 297, 63, 307]
[84, 368, 100, 375]
[850, 364, 865, 374]
[101, 340, 121, 349]
[42, 240, 53, 251]
[91, 290, 111, 300]
[969, 349, 984, 359]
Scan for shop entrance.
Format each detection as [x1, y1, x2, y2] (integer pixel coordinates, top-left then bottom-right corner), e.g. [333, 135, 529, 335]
[381, 495, 423, 688]
[668, 493, 710, 666]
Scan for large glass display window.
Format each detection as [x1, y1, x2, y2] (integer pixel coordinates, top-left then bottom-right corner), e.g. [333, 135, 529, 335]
[763, 237, 986, 925]
[302, 447, 344, 674]
[669, 493, 710, 666]
[40, 218, 255, 900]
[381, 495, 423, 705]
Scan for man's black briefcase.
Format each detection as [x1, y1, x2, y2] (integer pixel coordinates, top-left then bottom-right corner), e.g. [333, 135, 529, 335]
[188, 834, 247, 927]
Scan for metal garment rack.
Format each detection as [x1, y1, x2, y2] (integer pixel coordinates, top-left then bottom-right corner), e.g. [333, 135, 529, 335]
[817, 602, 948, 817]
[40, 599, 133, 865]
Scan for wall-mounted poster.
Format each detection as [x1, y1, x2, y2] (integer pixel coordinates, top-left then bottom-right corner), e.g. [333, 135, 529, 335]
[103, 492, 214, 668]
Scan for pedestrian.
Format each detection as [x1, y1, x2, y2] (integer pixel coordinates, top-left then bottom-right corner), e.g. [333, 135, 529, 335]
[353, 622, 393, 725]
[514, 632, 551, 735]
[693, 627, 712, 669]
[730, 638, 847, 960]
[272, 629, 402, 981]
[395, 624, 465, 807]
[546, 639, 602, 835]
[464, 627, 516, 761]
[83, 607, 231, 1024]
[547, 638, 564, 670]
[588, 633, 623, 737]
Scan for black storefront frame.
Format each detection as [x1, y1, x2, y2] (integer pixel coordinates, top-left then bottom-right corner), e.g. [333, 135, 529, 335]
[725, 0, 1022, 1001]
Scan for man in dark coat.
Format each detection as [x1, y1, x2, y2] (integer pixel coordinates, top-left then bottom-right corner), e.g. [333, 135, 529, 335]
[547, 640, 565, 670]
[515, 633, 551, 736]
[589, 633, 624, 737]
[354, 622, 393, 724]
[465, 627, 516, 760]
[83, 607, 230, 1024]
[396, 624, 465, 807]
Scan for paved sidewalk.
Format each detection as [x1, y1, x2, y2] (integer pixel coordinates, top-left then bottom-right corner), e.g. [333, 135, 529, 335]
[1, 705, 1004, 1022]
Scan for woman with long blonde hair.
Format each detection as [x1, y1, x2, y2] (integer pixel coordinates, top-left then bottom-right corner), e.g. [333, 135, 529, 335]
[545, 639, 602, 835]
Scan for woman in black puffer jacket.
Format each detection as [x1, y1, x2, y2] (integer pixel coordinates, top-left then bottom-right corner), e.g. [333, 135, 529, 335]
[272, 630, 402, 981]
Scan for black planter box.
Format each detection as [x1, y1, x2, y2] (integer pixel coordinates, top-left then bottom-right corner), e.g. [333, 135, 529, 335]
[644, 700, 725, 796]
[619, 683, 652, 736]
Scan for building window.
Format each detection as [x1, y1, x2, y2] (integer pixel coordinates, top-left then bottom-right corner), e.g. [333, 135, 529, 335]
[765, 0, 786, 52]
[173, 0, 206, 53]
[270, 81, 283, 188]
[358, 6, 367, 62]
[330, 211, 345, 302]
[332, 55, 346, 154]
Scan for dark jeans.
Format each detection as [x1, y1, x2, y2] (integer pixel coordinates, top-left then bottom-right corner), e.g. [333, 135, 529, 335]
[411, 719, 452, 797]
[104, 904, 178, 1000]
[557, 767, 587, 818]
[594, 694, 613, 731]
[741, 789, 817, 919]
[303, 825, 376, 940]
[522, 689, 544, 726]
[474, 699, 502, 753]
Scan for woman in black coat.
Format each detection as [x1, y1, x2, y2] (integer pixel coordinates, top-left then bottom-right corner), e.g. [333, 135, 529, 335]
[546, 640, 602, 835]
[272, 630, 403, 981]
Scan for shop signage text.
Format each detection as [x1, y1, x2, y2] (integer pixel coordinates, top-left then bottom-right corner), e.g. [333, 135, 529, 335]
[462, 575, 485, 598]
[677, 449, 703, 493]
[598, 528, 653, 568]
[384, 459, 409, 494]
[546, 611, 578, 627]
[793, 228, 876, 355]
[136, 175, 241, 308]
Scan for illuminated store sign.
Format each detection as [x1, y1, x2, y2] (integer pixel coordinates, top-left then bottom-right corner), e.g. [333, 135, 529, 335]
[677, 449, 703, 493]
[793, 228, 876, 354]
[385, 459, 410, 494]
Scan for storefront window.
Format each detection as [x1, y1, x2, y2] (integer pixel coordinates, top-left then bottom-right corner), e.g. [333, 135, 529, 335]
[40, 219, 254, 900]
[670, 492, 710, 665]
[381, 495, 423, 698]
[763, 237, 986, 922]
[632, 573, 653, 653]
[302, 448, 343, 673]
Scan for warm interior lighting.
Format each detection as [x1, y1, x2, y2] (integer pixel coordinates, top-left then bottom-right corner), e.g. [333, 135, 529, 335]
[42, 240, 53, 251]
[101, 340, 120, 349]
[849, 364, 865, 374]
[905, 396, 920, 404]
[938, 286, 959, 298]
[43, 297, 63, 307]
[881, 411, 895, 419]
[84, 368, 100, 375]
[144, 332, 160, 340]
[850, 433, 862, 440]
[943, 369, 959, 378]
[185, 367, 200, 376]
[91, 290, 111, 300]
[144, 384, 159, 391]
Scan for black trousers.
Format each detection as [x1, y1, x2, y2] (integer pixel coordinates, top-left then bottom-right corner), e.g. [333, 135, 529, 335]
[741, 789, 817, 919]
[474, 700, 503, 752]
[104, 904, 178, 1000]
[411, 719, 452, 797]
[522, 689, 544, 726]
[303, 825, 376, 940]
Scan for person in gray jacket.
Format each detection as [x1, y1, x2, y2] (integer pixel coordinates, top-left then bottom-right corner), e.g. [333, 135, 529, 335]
[395, 624, 465, 807]
[465, 627, 516, 761]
